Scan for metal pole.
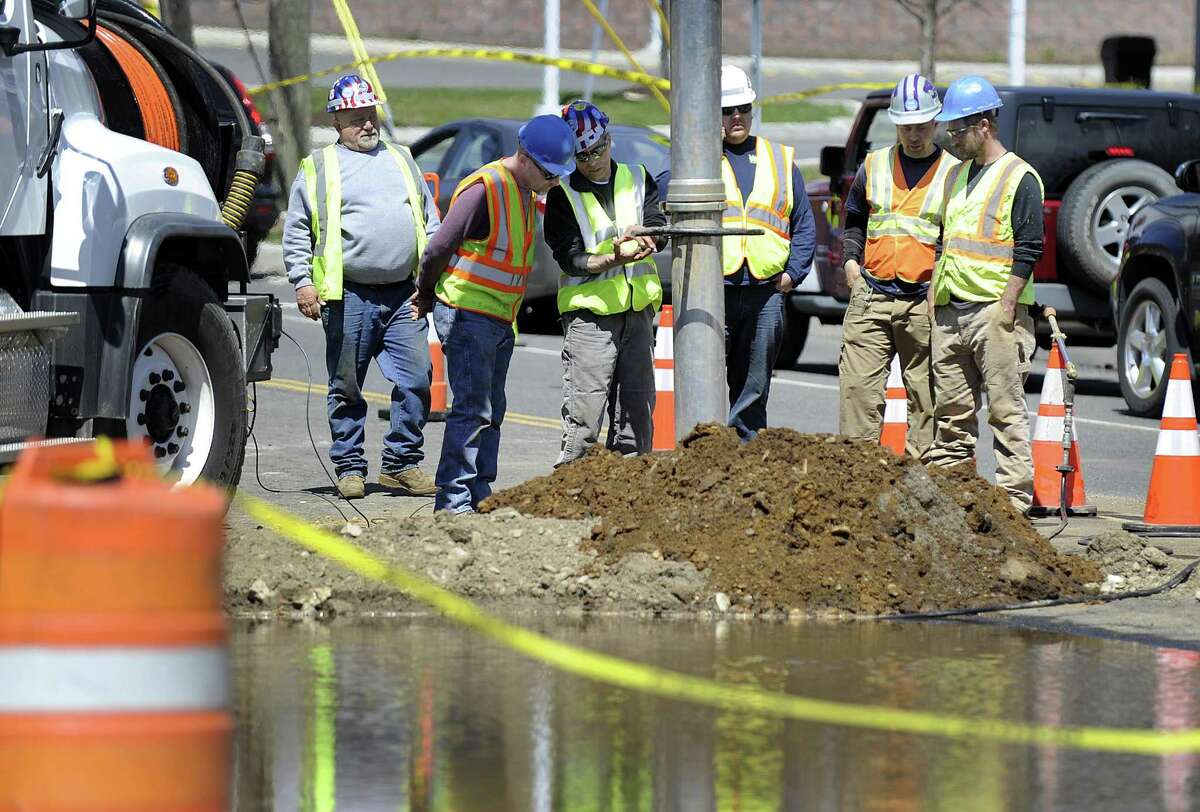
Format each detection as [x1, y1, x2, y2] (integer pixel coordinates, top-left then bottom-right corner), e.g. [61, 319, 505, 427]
[1194, 0, 1200, 92]
[750, 0, 763, 130]
[539, 0, 561, 115]
[1008, 0, 1026, 86]
[667, 0, 726, 438]
[583, 0, 609, 102]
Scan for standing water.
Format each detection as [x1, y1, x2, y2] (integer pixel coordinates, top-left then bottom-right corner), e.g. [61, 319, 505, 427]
[231, 618, 1200, 810]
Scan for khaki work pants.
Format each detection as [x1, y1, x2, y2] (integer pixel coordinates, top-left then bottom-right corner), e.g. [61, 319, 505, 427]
[926, 300, 1036, 511]
[838, 283, 935, 459]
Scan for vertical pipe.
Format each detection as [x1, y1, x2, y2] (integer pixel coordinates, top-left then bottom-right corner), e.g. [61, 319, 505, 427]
[750, 0, 763, 130]
[1194, 0, 1200, 92]
[541, 0, 561, 115]
[584, 0, 609, 102]
[1008, 0, 1026, 86]
[667, 0, 727, 438]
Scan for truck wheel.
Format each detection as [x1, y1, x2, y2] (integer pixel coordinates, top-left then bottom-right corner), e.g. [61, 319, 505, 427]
[126, 269, 246, 488]
[1117, 277, 1184, 417]
[775, 314, 810, 369]
[1059, 160, 1176, 293]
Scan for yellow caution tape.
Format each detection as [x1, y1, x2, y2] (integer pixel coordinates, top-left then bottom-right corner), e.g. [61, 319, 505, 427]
[235, 491, 1200, 755]
[330, 0, 390, 106]
[759, 82, 893, 106]
[246, 48, 670, 98]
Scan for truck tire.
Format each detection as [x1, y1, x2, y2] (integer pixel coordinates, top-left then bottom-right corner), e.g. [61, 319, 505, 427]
[775, 313, 810, 369]
[1116, 277, 1185, 417]
[1058, 160, 1176, 293]
[125, 269, 246, 488]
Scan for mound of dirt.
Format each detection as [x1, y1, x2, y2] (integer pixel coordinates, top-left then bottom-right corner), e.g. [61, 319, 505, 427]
[1082, 530, 1177, 592]
[483, 424, 1101, 615]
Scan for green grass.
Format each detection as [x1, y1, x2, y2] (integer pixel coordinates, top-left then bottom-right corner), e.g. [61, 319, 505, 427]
[309, 86, 841, 128]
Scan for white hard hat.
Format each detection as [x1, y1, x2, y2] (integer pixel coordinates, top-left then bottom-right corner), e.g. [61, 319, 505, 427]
[721, 65, 756, 107]
[887, 73, 941, 124]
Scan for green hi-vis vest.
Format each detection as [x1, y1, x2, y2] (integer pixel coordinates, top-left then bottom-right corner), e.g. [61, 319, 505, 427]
[933, 151, 1044, 306]
[300, 142, 428, 301]
[557, 163, 662, 316]
[435, 161, 536, 324]
[721, 136, 794, 279]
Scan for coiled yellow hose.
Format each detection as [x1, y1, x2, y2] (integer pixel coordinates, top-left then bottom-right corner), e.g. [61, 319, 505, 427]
[220, 170, 258, 230]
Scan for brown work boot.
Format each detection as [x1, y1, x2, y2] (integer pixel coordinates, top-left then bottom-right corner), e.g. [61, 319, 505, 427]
[379, 468, 438, 496]
[337, 474, 365, 500]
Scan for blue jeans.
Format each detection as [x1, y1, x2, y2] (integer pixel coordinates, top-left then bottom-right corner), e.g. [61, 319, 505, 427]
[322, 280, 430, 478]
[725, 283, 785, 440]
[432, 302, 514, 513]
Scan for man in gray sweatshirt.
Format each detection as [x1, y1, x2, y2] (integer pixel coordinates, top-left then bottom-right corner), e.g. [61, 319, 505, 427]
[283, 74, 441, 500]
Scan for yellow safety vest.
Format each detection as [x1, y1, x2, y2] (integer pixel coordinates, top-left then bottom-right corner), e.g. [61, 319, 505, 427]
[934, 152, 1044, 306]
[435, 161, 536, 324]
[721, 136, 794, 279]
[300, 142, 428, 301]
[863, 145, 959, 284]
[557, 163, 662, 315]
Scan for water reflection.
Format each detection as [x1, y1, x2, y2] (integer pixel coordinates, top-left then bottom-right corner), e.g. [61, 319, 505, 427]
[230, 619, 1200, 811]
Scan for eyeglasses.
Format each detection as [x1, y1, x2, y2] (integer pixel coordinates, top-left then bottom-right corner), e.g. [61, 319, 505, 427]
[524, 151, 557, 181]
[576, 136, 611, 164]
[945, 122, 979, 139]
[722, 103, 752, 117]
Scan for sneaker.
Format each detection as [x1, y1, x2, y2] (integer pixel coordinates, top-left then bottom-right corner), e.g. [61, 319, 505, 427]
[379, 468, 438, 496]
[337, 474, 365, 500]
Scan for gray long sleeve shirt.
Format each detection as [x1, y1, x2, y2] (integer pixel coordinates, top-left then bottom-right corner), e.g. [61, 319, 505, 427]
[283, 142, 441, 290]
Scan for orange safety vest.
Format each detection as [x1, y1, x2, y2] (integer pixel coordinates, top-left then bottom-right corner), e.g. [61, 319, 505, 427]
[435, 161, 536, 323]
[862, 145, 959, 284]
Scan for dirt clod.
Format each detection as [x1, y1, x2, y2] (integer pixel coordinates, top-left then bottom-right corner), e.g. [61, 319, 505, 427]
[483, 424, 1101, 615]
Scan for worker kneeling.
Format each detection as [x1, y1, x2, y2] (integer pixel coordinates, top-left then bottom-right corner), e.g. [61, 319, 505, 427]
[838, 73, 959, 459]
[544, 100, 668, 465]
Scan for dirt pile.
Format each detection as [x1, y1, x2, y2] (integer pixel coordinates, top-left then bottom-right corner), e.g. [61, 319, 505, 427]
[1082, 530, 1177, 593]
[483, 424, 1102, 615]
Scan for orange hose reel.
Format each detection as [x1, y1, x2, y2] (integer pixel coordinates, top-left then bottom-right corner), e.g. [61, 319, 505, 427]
[93, 23, 180, 152]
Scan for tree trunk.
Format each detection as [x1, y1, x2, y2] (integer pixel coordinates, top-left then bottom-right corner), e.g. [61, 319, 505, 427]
[159, 0, 193, 48]
[921, 0, 937, 79]
[268, 0, 311, 181]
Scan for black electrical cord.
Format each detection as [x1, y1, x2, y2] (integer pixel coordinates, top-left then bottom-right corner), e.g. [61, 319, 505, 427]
[880, 558, 1200, 621]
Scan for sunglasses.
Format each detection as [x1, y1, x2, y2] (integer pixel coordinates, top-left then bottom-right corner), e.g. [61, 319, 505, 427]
[525, 152, 557, 181]
[722, 103, 752, 117]
[576, 136, 610, 164]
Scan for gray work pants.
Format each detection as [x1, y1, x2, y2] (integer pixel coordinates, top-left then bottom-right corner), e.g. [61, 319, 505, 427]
[557, 307, 656, 465]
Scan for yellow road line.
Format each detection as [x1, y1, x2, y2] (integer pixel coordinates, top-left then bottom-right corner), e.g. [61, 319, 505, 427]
[259, 377, 561, 430]
[236, 492, 1200, 756]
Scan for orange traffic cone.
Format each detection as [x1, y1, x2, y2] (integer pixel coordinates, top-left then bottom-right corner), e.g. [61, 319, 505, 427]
[879, 355, 907, 455]
[652, 305, 675, 451]
[1029, 343, 1096, 517]
[1124, 353, 1200, 535]
[427, 316, 449, 422]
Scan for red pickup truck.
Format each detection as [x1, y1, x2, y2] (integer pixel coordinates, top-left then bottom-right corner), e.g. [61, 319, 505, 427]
[781, 85, 1200, 367]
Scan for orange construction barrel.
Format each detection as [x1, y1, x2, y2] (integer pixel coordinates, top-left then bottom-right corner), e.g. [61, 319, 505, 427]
[0, 439, 231, 810]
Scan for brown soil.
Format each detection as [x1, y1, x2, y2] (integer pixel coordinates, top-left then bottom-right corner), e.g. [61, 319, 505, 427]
[483, 424, 1102, 615]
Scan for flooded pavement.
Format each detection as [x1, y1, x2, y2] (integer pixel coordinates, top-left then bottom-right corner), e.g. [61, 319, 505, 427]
[231, 618, 1200, 811]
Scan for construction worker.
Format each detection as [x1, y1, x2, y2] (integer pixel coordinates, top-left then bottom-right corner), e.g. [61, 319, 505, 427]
[720, 65, 816, 440]
[283, 74, 441, 500]
[412, 115, 576, 513]
[926, 75, 1043, 513]
[544, 100, 668, 465]
[838, 73, 960, 458]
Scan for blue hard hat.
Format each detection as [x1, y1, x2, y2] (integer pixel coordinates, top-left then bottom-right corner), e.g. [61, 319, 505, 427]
[934, 75, 1003, 122]
[518, 115, 576, 178]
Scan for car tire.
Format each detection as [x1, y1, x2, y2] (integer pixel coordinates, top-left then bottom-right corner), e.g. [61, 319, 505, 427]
[124, 268, 247, 488]
[1059, 159, 1177, 293]
[775, 313, 810, 370]
[1116, 277, 1185, 417]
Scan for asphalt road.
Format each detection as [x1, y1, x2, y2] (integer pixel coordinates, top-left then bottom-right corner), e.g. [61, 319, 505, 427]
[242, 272, 1159, 524]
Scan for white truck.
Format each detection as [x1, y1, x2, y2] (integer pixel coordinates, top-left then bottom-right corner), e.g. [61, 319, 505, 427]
[1, 0, 279, 487]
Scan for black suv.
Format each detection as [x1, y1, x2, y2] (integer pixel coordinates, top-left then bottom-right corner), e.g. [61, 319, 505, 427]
[1111, 160, 1200, 416]
[794, 86, 1200, 366]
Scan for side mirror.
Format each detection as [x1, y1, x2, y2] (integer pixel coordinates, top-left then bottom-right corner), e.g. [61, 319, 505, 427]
[1, 0, 96, 56]
[1175, 159, 1200, 194]
[423, 171, 441, 216]
[819, 145, 846, 179]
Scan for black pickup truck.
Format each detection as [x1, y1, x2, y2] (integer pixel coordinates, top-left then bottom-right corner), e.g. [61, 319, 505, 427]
[782, 85, 1200, 367]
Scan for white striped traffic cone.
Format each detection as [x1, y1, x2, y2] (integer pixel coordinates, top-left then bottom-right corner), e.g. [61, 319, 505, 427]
[879, 355, 907, 456]
[1029, 342, 1095, 517]
[1124, 353, 1200, 535]
[652, 305, 675, 451]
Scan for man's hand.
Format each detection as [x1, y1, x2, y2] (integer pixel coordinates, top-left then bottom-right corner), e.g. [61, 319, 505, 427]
[776, 272, 796, 293]
[295, 285, 322, 320]
[408, 289, 435, 320]
[996, 295, 1018, 328]
[843, 259, 862, 291]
